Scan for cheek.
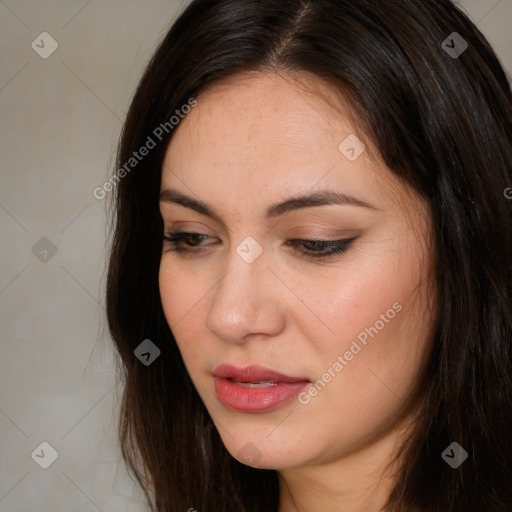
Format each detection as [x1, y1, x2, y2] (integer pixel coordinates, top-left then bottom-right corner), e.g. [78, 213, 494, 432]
[296, 227, 432, 383]
[296, 273, 431, 456]
[296, 254, 411, 356]
[159, 261, 208, 361]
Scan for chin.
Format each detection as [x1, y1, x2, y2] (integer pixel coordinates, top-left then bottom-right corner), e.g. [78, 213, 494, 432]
[218, 429, 309, 470]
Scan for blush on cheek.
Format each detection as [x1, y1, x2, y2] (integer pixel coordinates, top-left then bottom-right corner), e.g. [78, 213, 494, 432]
[325, 299, 407, 370]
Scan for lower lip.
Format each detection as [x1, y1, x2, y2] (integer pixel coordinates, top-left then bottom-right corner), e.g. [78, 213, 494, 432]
[214, 377, 309, 413]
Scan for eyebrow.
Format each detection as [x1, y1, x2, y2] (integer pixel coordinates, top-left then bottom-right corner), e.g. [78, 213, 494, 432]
[159, 188, 378, 221]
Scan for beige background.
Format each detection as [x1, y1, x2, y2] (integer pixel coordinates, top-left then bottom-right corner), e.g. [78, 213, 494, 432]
[1, 1, 510, 510]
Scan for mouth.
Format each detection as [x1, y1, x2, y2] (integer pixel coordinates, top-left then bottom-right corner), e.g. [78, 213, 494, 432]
[213, 364, 310, 413]
[227, 380, 278, 388]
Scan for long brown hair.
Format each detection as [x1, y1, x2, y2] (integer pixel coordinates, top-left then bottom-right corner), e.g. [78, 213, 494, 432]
[106, 1, 512, 510]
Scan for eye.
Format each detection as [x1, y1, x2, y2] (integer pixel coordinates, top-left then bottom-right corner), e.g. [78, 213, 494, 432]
[163, 231, 215, 253]
[286, 238, 356, 259]
[163, 231, 357, 259]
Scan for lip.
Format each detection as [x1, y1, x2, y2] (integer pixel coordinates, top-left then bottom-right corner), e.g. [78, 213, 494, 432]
[213, 364, 310, 413]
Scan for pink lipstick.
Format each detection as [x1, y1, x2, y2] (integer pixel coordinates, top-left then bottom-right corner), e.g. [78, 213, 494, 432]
[213, 364, 310, 413]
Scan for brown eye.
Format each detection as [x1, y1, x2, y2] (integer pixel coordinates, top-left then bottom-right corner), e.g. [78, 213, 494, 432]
[163, 232, 215, 253]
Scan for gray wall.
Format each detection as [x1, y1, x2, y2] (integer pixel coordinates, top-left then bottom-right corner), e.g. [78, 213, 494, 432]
[1, 1, 510, 510]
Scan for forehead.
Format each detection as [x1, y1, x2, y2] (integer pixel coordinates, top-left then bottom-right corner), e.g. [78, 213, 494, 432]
[161, 71, 403, 215]
[166, 71, 356, 164]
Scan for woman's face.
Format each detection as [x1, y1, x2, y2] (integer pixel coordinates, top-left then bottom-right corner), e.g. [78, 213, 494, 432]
[158, 71, 436, 471]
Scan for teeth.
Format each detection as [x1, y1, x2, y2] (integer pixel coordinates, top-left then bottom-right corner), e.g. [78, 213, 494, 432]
[232, 379, 277, 388]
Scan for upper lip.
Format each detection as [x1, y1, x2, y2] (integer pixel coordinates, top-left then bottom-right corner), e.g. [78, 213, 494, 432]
[213, 364, 310, 383]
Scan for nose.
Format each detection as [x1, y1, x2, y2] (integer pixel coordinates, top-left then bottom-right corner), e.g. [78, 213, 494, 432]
[205, 245, 286, 344]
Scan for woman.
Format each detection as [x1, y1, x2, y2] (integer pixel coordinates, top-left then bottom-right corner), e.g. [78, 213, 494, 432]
[106, 0, 512, 510]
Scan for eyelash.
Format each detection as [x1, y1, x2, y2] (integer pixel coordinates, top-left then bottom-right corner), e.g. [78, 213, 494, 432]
[162, 231, 356, 260]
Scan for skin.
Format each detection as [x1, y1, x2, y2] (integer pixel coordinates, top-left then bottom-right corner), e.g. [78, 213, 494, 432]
[158, 70, 436, 512]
